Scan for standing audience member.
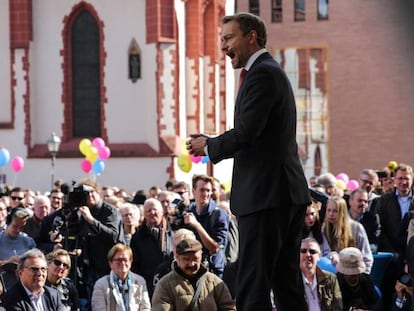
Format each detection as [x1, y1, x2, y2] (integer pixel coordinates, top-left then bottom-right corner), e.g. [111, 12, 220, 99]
[24, 195, 51, 241]
[300, 237, 342, 311]
[152, 238, 235, 311]
[118, 202, 141, 246]
[359, 168, 380, 212]
[348, 188, 381, 253]
[186, 174, 229, 277]
[49, 189, 64, 213]
[46, 249, 80, 311]
[172, 181, 191, 208]
[8, 187, 26, 209]
[187, 12, 311, 311]
[0, 248, 62, 310]
[323, 196, 373, 273]
[336, 247, 381, 311]
[130, 198, 174, 297]
[376, 163, 414, 309]
[92, 243, 151, 311]
[157, 191, 178, 218]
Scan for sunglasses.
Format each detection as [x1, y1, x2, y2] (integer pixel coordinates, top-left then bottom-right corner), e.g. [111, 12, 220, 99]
[24, 266, 48, 273]
[53, 259, 70, 269]
[175, 191, 187, 196]
[11, 196, 23, 201]
[112, 257, 130, 264]
[300, 248, 319, 255]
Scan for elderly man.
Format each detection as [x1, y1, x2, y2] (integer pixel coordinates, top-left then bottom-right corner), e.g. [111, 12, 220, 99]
[0, 248, 62, 310]
[152, 238, 235, 311]
[130, 198, 174, 297]
[300, 237, 342, 311]
[24, 195, 51, 240]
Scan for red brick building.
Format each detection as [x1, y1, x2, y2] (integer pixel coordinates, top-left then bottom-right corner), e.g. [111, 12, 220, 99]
[237, 0, 414, 179]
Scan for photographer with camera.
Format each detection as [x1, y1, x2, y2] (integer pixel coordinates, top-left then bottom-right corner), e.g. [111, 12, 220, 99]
[185, 174, 229, 278]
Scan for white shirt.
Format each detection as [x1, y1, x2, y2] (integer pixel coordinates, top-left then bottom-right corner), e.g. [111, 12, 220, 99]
[302, 273, 321, 311]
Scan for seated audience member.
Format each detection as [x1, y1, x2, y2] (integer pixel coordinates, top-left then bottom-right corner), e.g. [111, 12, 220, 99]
[302, 200, 330, 256]
[118, 202, 141, 246]
[336, 247, 381, 311]
[323, 196, 373, 273]
[317, 173, 343, 198]
[0, 248, 62, 310]
[391, 266, 412, 311]
[46, 249, 80, 311]
[152, 228, 196, 293]
[152, 238, 235, 311]
[91, 243, 151, 311]
[300, 237, 342, 310]
[348, 188, 381, 253]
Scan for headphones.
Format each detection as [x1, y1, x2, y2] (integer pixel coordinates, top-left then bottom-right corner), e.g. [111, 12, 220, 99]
[6, 207, 29, 225]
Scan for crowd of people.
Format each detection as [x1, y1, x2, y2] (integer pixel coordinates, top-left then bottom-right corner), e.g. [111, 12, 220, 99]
[0, 163, 411, 310]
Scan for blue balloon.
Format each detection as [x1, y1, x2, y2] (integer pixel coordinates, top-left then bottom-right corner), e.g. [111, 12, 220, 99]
[92, 159, 105, 174]
[0, 148, 10, 167]
[201, 155, 210, 164]
[317, 257, 336, 273]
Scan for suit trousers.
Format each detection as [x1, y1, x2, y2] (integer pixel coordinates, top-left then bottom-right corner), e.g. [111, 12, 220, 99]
[236, 205, 307, 311]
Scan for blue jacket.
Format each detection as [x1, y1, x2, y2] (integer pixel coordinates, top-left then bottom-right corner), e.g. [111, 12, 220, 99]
[188, 200, 229, 275]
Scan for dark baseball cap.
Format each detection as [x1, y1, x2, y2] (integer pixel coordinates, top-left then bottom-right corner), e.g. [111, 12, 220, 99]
[176, 238, 202, 255]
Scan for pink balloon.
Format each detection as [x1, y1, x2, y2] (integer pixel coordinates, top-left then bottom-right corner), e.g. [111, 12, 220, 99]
[92, 137, 106, 149]
[11, 156, 24, 172]
[347, 179, 359, 191]
[80, 159, 92, 173]
[98, 146, 111, 160]
[336, 173, 349, 184]
[190, 154, 202, 164]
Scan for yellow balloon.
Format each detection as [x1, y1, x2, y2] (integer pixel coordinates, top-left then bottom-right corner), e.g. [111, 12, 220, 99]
[79, 139, 92, 156]
[336, 179, 346, 191]
[181, 139, 189, 155]
[387, 161, 398, 171]
[177, 154, 192, 173]
[86, 146, 98, 163]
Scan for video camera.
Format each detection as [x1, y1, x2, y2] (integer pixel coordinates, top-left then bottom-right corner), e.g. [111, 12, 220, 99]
[61, 182, 94, 214]
[170, 198, 188, 230]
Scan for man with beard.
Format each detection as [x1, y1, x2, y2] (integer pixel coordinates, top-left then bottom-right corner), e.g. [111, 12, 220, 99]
[300, 237, 342, 311]
[152, 238, 235, 310]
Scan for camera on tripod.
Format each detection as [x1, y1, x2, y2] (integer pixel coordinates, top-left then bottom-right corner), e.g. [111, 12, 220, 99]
[170, 198, 189, 230]
[61, 182, 94, 214]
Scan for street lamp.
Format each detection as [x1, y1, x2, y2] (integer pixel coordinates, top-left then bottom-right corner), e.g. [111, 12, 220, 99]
[47, 132, 61, 190]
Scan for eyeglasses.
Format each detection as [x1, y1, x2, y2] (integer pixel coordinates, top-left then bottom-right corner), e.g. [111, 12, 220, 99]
[52, 259, 70, 269]
[112, 257, 130, 263]
[24, 266, 48, 273]
[51, 196, 62, 200]
[300, 248, 319, 255]
[11, 196, 23, 201]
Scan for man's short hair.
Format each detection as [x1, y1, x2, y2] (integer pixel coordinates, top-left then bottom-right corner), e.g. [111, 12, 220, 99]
[395, 163, 414, 177]
[301, 237, 321, 253]
[18, 248, 46, 271]
[192, 174, 214, 189]
[349, 188, 368, 200]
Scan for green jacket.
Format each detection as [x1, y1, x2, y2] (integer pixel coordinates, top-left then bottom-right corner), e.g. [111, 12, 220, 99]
[313, 266, 343, 311]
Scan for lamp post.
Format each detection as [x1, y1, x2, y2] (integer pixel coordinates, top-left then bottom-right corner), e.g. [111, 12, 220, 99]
[47, 132, 61, 190]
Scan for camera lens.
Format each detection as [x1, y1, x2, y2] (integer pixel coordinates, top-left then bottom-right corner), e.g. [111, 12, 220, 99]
[399, 273, 412, 286]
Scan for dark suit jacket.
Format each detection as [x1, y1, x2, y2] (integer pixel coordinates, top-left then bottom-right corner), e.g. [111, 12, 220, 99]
[207, 52, 311, 216]
[1, 281, 63, 310]
[376, 190, 413, 256]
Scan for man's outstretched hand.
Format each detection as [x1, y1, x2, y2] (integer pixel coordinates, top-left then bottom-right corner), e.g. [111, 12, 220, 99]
[186, 134, 208, 156]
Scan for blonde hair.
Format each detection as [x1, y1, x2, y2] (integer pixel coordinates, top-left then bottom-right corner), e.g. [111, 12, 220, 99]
[323, 196, 354, 251]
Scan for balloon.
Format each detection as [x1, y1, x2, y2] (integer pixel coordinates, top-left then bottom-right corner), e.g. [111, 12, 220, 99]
[336, 179, 346, 191]
[317, 257, 336, 273]
[85, 146, 99, 163]
[98, 146, 111, 160]
[190, 154, 202, 164]
[92, 137, 106, 149]
[387, 161, 398, 171]
[80, 159, 92, 173]
[0, 148, 10, 167]
[177, 154, 192, 173]
[92, 159, 105, 174]
[201, 155, 210, 164]
[11, 156, 24, 172]
[79, 139, 92, 156]
[336, 173, 349, 184]
[347, 179, 359, 191]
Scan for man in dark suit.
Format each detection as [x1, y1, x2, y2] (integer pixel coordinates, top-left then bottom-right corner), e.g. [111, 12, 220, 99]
[1, 248, 63, 310]
[188, 12, 311, 311]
